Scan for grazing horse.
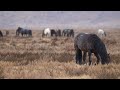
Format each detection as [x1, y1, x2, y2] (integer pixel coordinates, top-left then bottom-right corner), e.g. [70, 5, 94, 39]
[56, 29, 61, 37]
[62, 29, 74, 37]
[0, 30, 3, 37]
[16, 27, 32, 37]
[42, 28, 51, 37]
[42, 28, 57, 37]
[51, 29, 57, 37]
[74, 33, 110, 65]
[97, 29, 106, 39]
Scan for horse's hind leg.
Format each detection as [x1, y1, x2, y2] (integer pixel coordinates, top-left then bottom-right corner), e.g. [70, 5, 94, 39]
[88, 50, 92, 66]
[21, 33, 23, 37]
[75, 48, 82, 65]
[83, 51, 87, 64]
[94, 52, 100, 65]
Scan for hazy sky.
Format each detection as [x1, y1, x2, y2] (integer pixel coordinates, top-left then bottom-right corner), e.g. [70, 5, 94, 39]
[0, 11, 120, 29]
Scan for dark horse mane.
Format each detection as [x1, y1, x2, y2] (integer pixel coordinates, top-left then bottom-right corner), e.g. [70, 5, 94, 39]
[74, 33, 110, 65]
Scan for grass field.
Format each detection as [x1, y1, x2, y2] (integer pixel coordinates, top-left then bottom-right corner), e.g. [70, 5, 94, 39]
[0, 29, 120, 79]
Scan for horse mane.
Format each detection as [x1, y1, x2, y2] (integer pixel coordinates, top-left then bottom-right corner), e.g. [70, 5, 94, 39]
[89, 34, 108, 64]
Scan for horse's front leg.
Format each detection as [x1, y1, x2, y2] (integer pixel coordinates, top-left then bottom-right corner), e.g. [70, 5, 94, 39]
[21, 33, 23, 37]
[83, 51, 87, 65]
[88, 50, 92, 66]
[94, 52, 100, 65]
[75, 48, 82, 65]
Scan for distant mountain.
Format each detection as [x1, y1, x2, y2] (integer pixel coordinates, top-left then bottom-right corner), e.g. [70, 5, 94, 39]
[0, 11, 120, 30]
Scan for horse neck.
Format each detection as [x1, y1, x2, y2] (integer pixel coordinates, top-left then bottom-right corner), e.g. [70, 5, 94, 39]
[97, 42, 108, 62]
[17, 28, 21, 32]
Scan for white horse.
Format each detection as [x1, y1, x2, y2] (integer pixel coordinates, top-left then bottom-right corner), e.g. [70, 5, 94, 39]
[97, 29, 106, 38]
[42, 28, 51, 37]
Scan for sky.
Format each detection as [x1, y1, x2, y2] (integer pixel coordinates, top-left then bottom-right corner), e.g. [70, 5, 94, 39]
[0, 11, 120, 29]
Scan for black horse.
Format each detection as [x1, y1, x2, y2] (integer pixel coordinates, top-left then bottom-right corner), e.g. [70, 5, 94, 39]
[74, 33, 110, 65]
[0, 30, 3, 37]
[51, 29, 57, 37]
[16, 27, 32, 37]
[62, 29, 74, 37]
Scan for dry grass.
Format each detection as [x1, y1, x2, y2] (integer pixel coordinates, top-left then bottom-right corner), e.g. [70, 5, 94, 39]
[0, 29, 120, 79]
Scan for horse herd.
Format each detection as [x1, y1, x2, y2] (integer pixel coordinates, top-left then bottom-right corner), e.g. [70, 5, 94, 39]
[42, 28, 74, 37]
[0, 27, 110, 65]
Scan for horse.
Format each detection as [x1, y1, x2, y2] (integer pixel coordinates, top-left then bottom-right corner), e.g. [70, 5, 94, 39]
[97, 29, 106, 39]
[56, 29, 61, 37]
[42, 28, 57, 37]
[42, 28, 51, 37]
[62, 29, 74, 37]
[51, 29, 57, 37]
[74, 33, 110, 65]
[16, 27, 32, 37]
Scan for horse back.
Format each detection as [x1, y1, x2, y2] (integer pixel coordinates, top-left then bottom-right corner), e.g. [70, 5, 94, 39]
[74, 33, 100, 52]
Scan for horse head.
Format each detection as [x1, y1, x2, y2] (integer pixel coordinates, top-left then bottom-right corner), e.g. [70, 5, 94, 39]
[16, 27, 22, 36]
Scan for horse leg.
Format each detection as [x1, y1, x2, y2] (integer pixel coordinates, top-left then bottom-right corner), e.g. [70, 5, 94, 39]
[42, 33, 44, 37]
[64, 33, 67, 37]
[56, 33, 57, 37]
[88, 50, 92, 66]
[67, 33, 69, 37]
[17, 32, 19, 36]
[22, 33, 23, 37]
[101, 60, 105, 65]
[83, 51, 87, 64]
[75, 48, 82, 65]
[94, 52, 100, 65]
[72, 33, 74, 37]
